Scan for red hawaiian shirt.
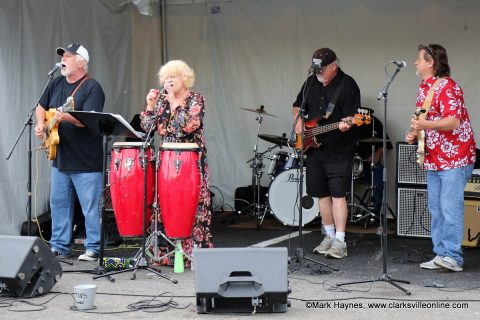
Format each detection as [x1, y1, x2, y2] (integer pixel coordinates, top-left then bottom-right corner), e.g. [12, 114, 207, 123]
[415, 76, 476, 171]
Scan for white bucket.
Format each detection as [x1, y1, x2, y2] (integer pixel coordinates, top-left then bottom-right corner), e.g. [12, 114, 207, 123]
[73, 284, 97, 310]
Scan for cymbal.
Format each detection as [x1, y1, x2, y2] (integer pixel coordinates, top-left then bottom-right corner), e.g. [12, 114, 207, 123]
[258, 134, 288, 146]
[359, 137, 390, 144]
[240, 105, 279, 118]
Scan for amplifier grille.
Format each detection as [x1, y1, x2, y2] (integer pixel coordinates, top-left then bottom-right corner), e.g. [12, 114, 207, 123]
[396, 143, 427, 186]
[397, 187, 431, 238]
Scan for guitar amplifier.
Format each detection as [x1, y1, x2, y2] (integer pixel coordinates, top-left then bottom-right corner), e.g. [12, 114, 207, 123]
[396, 142, 427, 186]
[462, 200, 480, 247]
[397, 187, 431, 238]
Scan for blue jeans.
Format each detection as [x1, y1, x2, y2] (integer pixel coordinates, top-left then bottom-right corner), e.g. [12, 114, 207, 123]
[427, 164, 473, 266]
[50, 167, 102, 255]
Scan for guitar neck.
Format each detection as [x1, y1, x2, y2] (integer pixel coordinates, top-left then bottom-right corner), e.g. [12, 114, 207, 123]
[308, 121, 348, 136]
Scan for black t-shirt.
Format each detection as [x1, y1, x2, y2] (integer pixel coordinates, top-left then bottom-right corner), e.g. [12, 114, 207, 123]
[39, 75, 105, 172]
[293, 68, 361, 162]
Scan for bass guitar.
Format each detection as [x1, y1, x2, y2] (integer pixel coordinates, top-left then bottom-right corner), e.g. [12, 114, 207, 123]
[41, 97, 74, 160]
[294, 108, 371, 153]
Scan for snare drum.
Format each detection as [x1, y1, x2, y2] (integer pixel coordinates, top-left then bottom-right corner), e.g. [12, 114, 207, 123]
[109, 142, 154, 237]
[157, 142, 201, 239]
[268, 151, 300, 177]
[268, 168, 318, 226]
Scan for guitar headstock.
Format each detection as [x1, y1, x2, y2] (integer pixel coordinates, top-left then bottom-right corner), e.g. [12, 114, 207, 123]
[352, 108, 372, 126]
[58, 96, 75, 113]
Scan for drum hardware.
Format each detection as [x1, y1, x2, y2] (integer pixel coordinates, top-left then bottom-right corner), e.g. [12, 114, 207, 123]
[352, 155, 364, 179]
[258, 133, 289, 146]
[348, 148, 378, 229]
[145, 143, 201, 265]
[240, 105, 279, 118]
[94, 114, 177, 284]
[239, 109, 275, 228]
[266, 151, 301, 178]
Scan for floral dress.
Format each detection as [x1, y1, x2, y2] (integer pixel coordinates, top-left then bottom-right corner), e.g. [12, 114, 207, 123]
[140, 90, 213, 266]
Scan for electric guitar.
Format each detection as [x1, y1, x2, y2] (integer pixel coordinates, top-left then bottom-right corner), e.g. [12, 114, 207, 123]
[413, 108, 427, 165]
[41, 97, 74, 160]
[294, 108, 371, 153]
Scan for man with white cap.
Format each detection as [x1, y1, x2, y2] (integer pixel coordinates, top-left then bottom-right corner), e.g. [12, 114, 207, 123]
[34, 43, 105, 261]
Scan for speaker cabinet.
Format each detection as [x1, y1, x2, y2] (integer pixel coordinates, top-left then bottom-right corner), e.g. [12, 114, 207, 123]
[397, 187, 431, 238]
[194, 247, 290, 313]
[0, 236, 62, 297]
[396, 142, 427, 186]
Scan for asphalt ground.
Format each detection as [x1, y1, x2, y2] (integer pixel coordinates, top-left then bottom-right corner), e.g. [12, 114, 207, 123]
[2, 212, 480, 319]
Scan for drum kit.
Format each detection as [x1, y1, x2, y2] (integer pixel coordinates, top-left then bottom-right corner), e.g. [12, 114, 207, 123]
[239, 106, 390, 229]
[239, 106, 318, 228]
[348, 122, 391, 228]
[108, 141, 201, 270]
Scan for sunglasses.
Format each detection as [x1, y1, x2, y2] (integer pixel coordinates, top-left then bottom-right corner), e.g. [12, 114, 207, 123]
[425, 44, 434, 58]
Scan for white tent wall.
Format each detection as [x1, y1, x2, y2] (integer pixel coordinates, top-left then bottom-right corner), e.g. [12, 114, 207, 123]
[164, 0, 480, 214]
[0, 0, 163, 235]
[1, 0, 479, 235]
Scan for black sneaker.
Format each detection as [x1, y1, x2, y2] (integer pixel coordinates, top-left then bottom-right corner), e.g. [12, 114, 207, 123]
[51, 248, 69, 259]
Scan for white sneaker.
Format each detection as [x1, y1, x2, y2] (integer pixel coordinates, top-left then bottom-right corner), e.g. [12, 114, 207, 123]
[313, 236, 334, 254]
[325, 239, 348, 259]
[434, 256, 463, 272]
[420, 255, 443, 270]
[78, 250, 99, 261]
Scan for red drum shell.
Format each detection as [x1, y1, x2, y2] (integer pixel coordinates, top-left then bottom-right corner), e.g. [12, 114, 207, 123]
[158, 143, 200, 239]
[109, 142, 154, 237]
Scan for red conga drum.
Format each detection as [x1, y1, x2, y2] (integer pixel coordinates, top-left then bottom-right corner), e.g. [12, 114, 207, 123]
[109, 142, 154, 237]
[157, 142, 201, 239]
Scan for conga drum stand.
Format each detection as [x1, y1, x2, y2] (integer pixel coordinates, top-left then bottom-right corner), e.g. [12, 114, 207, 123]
[69, 111, 176, 283]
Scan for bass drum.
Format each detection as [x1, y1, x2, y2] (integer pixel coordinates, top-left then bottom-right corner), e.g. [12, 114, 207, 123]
[268, 168, 318, 227]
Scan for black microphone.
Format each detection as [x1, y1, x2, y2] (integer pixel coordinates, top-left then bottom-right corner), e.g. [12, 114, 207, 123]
[47, 62, 62, 77]
[391, 60, 407, 69]
[301, 195, 314, 209]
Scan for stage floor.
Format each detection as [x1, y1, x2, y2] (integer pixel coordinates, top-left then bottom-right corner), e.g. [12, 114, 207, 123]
[3, 212, 480, 319]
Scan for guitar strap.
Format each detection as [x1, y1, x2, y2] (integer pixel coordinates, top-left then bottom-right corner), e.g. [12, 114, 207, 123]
[419, 78, 442, 118]
[68, 74, 91, 109]
[323, 73, 345, 119]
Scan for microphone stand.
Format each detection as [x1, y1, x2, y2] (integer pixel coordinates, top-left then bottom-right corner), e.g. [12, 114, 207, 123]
[289, 74, 337, 272]
[337, 64, 410, 294]
[5, 71, 57, 236]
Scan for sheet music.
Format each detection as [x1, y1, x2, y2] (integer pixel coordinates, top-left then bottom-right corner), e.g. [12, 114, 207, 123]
[110, 113, 144, 138]
[68, 111, 145, 139]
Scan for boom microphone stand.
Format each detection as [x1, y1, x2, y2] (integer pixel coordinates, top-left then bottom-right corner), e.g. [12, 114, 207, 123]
[289, 74, 337, 272]
[5, 67, 59, 236]
[337, 62, 410, 294]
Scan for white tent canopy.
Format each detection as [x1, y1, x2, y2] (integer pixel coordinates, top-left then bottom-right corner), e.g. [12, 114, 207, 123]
[1, 0, 479, 234]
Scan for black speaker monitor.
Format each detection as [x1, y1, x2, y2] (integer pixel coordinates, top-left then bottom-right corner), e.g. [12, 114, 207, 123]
[194, 247, 290, 313]
[0, 236, 62, 297]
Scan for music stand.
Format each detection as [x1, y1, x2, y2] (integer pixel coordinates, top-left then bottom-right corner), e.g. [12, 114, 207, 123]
[68, 111, 175, 283]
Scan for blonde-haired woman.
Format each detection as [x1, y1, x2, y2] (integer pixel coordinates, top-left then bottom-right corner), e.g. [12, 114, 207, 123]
[140, 60, 213, 267]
